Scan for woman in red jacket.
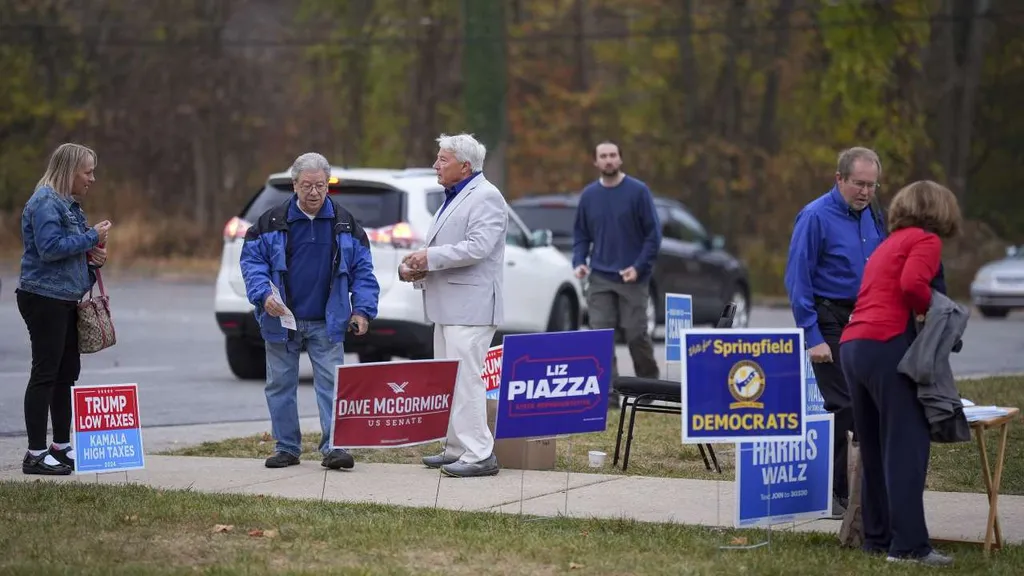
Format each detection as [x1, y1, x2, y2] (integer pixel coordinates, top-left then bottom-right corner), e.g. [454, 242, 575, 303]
[839, 180, 961, 567]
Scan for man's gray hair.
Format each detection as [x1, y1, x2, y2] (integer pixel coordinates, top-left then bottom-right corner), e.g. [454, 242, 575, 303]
[836, 147, 882, 180]
[436, 133, 486, 172]
[290, 152, 331, 181]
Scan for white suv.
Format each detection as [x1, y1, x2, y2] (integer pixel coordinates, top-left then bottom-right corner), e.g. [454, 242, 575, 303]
[214, 167, 586, 379]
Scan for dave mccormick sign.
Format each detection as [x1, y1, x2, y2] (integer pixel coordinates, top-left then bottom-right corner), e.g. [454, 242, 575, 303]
[71, 383, 145, 474]
[494, 329, 615, 440]
[681, 328, 806, 444]
[331, 359, 459, 449]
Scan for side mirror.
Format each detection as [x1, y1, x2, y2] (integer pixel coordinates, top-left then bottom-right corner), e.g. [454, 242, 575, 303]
[1007, 245, 1019, 258]
[711, 235, 726, 250]
[530, 229, 553, 248]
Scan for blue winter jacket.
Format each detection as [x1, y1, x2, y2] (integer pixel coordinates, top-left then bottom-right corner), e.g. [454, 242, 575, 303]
[18, 186, 100, 301]
[239, 196, 380, 344]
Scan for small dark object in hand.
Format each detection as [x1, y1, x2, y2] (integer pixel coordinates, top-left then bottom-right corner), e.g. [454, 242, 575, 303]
[349, 320, 359, 332]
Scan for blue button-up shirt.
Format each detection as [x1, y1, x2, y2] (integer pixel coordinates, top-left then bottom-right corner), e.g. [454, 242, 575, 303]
[784, 186, 886, 348]
[437, 172, 481, 216]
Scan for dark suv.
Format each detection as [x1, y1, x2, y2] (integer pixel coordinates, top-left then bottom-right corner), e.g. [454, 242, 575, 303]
[510, 193, 752, 329]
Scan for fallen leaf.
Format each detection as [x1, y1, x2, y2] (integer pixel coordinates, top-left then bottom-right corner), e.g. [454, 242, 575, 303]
[248, 529, 264, 537]
[264, 529, 279, 538]
[260, 432, 272, 441]
[730, 536, 748, 545]
[123, 515, 138, 522]
[569, 562, 585, 570]
[212, 524, 234, 533]
[580, 530, 589, 537]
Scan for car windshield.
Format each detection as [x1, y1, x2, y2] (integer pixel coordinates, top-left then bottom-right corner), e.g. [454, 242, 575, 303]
[512, 205, 577, 237]
[243, 182, 404, 229]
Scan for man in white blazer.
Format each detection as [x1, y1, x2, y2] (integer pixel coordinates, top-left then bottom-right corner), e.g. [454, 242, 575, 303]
[400, 133, 507, 478]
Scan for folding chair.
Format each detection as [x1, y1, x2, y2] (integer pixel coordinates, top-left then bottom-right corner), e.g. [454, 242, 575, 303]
[610, 302, 738, 473]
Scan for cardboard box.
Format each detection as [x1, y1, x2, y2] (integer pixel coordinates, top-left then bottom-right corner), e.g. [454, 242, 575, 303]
[486, 399, 557, 471]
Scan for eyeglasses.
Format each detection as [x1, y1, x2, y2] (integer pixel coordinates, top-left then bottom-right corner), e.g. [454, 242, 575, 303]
[847, 179, 878, 191]
[297, 182, 327, 194]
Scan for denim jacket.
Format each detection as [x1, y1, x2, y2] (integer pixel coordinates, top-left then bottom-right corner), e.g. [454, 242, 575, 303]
[18, 186, 100, 301]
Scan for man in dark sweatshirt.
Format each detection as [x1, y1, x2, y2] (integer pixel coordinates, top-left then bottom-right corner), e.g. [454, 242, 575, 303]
[572, 141, 662, 388]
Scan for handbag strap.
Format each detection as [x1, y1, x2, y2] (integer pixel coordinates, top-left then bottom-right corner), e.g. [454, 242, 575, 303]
[85, 269, 107, 301]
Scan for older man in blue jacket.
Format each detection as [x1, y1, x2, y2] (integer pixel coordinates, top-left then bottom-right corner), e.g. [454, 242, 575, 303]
[240, 152, 380, 470]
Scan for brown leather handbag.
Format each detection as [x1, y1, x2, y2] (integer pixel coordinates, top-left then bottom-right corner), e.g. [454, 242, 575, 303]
[78, 269, 116, 353]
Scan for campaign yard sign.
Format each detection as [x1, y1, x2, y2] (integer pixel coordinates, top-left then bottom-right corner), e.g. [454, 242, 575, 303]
[735, 414, 834, 527]
[482, 345, 503, 401]
[665, 293, 693, 363]
[804, 351, 828, 417]
[681, 328, 805, 444]
[71, 383, 145, 474]
[494, 329, 615, 440]
[331, 359, 459, 449]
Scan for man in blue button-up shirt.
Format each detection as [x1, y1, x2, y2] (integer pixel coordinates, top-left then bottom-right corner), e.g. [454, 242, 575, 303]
[784, 147, 886, 517]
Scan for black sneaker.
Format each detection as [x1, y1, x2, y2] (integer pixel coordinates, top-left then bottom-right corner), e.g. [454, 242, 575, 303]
[322, 449, 355, 470]
[264, 452, 300, 468]
[49, 445, 74, 468]
[23, 451, 72, 476]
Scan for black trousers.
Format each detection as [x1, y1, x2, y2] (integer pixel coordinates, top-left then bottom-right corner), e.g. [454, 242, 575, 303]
[16, 289, 81, 451]
[810, 299, 855, 501]
[840, 335, 933, 558]
[587, 274, 659, 380]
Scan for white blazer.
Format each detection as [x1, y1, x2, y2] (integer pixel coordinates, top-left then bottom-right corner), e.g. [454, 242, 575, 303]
[421, 174, 507, 326]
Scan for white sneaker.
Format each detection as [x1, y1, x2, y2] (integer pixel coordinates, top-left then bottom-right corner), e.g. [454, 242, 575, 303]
[886, 551, 953, 567]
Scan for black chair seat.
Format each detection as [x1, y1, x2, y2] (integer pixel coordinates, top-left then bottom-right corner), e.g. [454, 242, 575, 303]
[615, 377, 681, 402]
[608, 302, 737, 475]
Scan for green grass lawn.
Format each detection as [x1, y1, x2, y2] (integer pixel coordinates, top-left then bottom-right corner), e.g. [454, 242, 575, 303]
[165, 376, 1024, 495]
[0, 481, 1020, 575]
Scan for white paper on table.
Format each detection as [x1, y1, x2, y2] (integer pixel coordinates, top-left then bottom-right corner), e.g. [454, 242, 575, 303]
[269, 283, 297, 330]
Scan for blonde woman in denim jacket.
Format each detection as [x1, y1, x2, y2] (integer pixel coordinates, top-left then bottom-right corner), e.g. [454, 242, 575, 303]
[16, 143, 112, 475]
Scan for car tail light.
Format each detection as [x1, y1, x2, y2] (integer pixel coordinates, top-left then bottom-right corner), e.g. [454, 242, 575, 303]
[223, 217, 251, 241]
[366, 222, 422, 249]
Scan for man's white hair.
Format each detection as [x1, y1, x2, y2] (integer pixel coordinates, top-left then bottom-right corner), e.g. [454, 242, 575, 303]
[436, 133, 486, 172]
[290, 152, 331, 181]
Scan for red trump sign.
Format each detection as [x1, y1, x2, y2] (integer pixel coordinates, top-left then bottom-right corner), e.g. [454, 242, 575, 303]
[331, 359, 459, 449]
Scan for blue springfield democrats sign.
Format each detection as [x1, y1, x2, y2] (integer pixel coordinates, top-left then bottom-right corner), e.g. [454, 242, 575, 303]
[735, 414, 834, 527]
[665, 293, 693, 363]
[681, 328, 805, 444]
[494, 329, 615, 440]
[804, 351, 827, 417]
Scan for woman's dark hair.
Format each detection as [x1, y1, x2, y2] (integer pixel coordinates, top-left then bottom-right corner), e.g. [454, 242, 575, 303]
[887, 180, 962, 239]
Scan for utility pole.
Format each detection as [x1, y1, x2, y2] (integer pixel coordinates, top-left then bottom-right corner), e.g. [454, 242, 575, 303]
[462, 0, 507, 192]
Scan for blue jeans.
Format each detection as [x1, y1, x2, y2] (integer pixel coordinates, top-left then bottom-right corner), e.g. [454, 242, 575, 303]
[264, 320, 343, 457]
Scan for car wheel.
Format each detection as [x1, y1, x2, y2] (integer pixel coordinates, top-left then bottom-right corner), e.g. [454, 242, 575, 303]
[547, 291, 578, 332]
[226, 337, 266, 380]
[978, 306, 1010, 319]
[358, 351, 393, 364]
[730, 286, 750, 327]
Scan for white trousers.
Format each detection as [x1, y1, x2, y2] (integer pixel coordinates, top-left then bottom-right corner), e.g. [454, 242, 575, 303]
[433, 324, 496, 463]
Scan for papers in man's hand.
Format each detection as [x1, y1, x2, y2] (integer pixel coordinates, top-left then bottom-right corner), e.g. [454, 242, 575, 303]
[960, 398, 1009, 422]
[269, 283, 297, 330]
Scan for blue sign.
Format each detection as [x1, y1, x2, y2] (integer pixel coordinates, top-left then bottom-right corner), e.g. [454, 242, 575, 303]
[665, 293, 693, 363]
[804, 352, 827, 417]
[494, 329, 615, 440]
[735, 414, 834, 527]
[681, 328, 806, 444]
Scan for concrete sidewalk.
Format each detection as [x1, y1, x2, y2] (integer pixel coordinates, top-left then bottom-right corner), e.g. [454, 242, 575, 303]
[1, 420, 1021, 546]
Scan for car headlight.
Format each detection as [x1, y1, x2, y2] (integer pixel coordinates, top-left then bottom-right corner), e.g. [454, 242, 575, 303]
[973, 269, 993, 286]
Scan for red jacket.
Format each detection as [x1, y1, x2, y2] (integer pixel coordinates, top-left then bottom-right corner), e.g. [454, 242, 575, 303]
[841, 227, 943, 344]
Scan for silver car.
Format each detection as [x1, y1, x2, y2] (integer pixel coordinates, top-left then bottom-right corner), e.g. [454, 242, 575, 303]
[970, 245, 1024, 318]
